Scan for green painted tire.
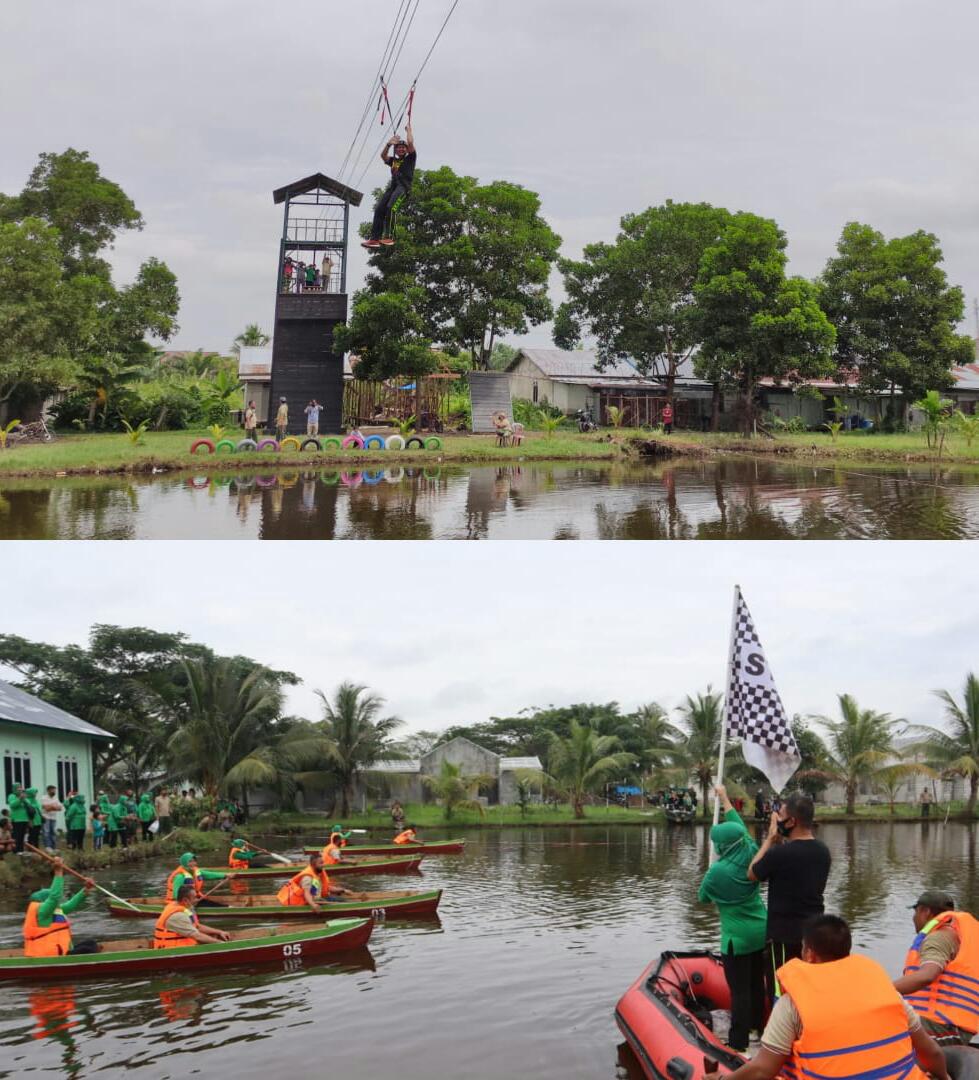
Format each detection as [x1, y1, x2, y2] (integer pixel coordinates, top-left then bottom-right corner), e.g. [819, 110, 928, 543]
[321, 437, 342, 450]
[215, 439, 236, 454]
[424, 436, 443, 451]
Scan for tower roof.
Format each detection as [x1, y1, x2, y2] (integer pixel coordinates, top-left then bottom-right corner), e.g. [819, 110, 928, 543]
[272, 173, 363, 207]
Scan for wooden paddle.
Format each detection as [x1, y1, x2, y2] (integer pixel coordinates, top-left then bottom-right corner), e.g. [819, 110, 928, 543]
[25, 843, 143, 913]
[242, 841, 292, 866]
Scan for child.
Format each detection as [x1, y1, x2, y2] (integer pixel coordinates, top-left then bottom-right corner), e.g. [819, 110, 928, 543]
[0, 810, 14, 857]
[92, 811, 106, 851]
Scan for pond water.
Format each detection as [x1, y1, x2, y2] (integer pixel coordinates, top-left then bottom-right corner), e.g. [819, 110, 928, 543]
[0, 821, 974, 1078]
[3, 459, 979, 539]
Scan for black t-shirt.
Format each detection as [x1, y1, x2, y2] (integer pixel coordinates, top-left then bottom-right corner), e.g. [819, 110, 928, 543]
[389, 150, 417, 188]
[752, 837, 831, 942]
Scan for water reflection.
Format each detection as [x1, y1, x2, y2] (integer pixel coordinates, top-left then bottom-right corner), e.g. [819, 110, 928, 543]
[3, 459, 979, 539]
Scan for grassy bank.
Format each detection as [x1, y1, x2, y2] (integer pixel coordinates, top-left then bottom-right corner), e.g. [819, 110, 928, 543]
[0, 429, 620, 479]
[3, 427, 979, 479]
[254, 804, 663, 833]
[0, 828, 224, 896]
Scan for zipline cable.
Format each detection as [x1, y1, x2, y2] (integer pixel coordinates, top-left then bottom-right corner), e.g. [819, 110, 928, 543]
[351, 0, 463, 193]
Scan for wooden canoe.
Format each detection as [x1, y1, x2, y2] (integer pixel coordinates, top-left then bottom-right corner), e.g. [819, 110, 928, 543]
[663, 808, 696, 823]
[107, 888, 442, 920]
[199, 853, 423, 878]
[302, 839, 465, 857]
[0, 919, 372, 982]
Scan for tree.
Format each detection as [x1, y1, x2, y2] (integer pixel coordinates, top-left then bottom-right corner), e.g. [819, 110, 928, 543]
[675, 687, 725, 810]
[72, 353, 144, 426]
[546, 719, 635, 818]
[556, 201, 732, 402]
[167, 656, 287, 797]
[231, 323, 270, 356]
[791, 718, 831, 800]
[913, 673, 979, 817]
[634, 702, 683, 778]
[693, 213, 836, 434]
[0, 219, 77, 413]
[820, 224, 974, 423]
[315, 682, 403, 815]
[333, 290, 435, 382]
[814, 694, 900, 814]
[873, 759, 934, 815]
[0, 148, 143, 278]
[488, 342, 518, 371]
[356, 166, 561, 369]
[913, 389, 953, 451]
[422, 760, 491, 820]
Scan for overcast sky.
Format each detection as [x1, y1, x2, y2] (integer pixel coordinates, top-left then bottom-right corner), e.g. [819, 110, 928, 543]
[3, 1, 978, 353]
[2, 542, 975, 739]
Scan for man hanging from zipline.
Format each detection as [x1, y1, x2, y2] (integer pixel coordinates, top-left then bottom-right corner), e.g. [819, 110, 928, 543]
[362, 120, 415, 249]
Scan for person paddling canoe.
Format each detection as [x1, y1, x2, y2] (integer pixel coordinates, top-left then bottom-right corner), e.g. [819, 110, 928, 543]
[321, 831, 347, 866]
[23, 856, 98, 957]
[165, 852, 228, 906]
[227, 838, 274, 870]
[331, 825, 352, 848]
[153, 883, 231, 949]
[394, 825, 418, 845]
[276, 851, 350, 911]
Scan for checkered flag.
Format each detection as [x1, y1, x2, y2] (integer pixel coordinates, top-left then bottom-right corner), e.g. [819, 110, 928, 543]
[726, 588, 801, 792]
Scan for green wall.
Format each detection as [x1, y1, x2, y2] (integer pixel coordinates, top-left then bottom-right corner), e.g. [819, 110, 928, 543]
[0, 720, 97, 808]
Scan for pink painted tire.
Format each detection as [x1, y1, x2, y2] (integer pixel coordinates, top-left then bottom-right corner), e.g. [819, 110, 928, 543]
[256, 438, 279, 452]
[342, 435, 365, 450]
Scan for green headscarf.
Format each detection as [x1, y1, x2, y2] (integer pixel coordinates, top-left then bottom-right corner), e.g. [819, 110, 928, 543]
[331, 824, 352, 838]
[702, 819, 759, 904]
[179, 851, 197, 869]
[231, 838, 247, 849]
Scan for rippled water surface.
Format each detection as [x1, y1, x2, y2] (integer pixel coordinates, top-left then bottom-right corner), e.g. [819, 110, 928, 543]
[4, 459, 979, 538]
[0, 822, 975, 1078]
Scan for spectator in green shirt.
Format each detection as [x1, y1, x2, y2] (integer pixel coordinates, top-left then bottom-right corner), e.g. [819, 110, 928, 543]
[64, 794, 88, 850]
[698, 785, 767, 1051]
[7, 785, 30, 852]
[24, 788, 43, 850]
[105, 797, 127, 848]
[137, 793, 156, 841]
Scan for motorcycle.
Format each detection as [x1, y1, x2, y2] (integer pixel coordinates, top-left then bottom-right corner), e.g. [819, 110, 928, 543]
[576, 408, 597, 433]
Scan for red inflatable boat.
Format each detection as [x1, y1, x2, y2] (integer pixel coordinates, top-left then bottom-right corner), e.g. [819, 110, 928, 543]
[615, 951, 747, 1080]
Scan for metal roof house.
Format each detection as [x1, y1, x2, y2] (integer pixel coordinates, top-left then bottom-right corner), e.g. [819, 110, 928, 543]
[359, 737, 543, 807]
[505, 348, 713, 428]
[0, 680, 113, 803]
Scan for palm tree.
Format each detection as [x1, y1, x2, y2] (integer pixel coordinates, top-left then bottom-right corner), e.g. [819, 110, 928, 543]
[547, 719, 635, 818]
[316, 682, 403, 816]
[913, 673, 979, 817]
[75, 353, 143, 427]
[231, 323, 270, 356]
[636, 702, 683, 779]
[873, 759, 935, 815]
[422, 760, 492, 820]
[676, 687, 725, 812]
[167, 657, 285, 797]
[815, 694, 900, 815]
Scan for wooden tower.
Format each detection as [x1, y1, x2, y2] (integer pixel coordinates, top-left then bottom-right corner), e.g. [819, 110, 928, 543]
[268, 173, 363, 435]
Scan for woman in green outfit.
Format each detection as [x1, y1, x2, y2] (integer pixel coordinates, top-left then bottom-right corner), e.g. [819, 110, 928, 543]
[698, 784, 767, 1052]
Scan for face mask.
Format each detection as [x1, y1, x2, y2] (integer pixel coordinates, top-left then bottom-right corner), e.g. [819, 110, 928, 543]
[776, 819, 794, 838]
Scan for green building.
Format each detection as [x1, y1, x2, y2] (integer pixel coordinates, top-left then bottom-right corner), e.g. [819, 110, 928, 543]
[0, 680, 113, 804]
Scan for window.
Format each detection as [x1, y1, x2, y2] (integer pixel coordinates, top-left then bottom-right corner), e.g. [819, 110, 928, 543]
[56, 758, 79, 801]
[3, 752, 32, 800]
[532, 380, 539, 404]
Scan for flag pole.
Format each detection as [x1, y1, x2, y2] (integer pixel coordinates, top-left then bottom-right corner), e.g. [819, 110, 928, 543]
[713, 584, 741, 832]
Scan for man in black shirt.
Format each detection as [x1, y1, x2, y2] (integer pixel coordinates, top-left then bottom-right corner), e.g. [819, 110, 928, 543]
[363, 122, 416, 249]
[748, 791, 832, 1007]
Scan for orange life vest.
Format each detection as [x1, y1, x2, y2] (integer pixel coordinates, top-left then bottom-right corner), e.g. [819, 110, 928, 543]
[903, 911, 979, 1034]
[23, 901, 73, 958]
[321, 843, 343, 865]
[153, 901, 199, 949]
[778, 954, 926, 1080]
[394, 830, 416, 844]
[228, 849, 250, 870]
[276, 866, 329, 906]
[165, 866, 203, 900]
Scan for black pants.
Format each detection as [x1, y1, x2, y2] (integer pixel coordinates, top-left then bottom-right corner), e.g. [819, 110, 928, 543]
[73, 828, 86, 849]
[370, 180, 408, 240]
[922, 803, 931, 817]
[763, 938, 803, 1008]
[12, 821, 27, 853]
[68, 939, 99, 955]
[722, 945, 765, 1051]
[141, 823, 153, 841]
[107, 830, 119, 848]
[28, 825, 41, 849]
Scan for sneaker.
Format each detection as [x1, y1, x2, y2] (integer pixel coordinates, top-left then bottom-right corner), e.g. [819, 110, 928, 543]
[361, 240, 381, 249]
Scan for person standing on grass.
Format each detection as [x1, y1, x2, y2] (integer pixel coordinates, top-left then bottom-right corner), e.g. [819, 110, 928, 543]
[137, 793, 156, 841]
[40, 786, 63, 850]
[661, 401, 674, 434]
[244, 401, 258, 442]
[64, 793, 87, 850]
[25, 788, 43, 850]
[7, 785, 30, 853]
[698, 785, 767, 1052]
[92, 811, 106, 851]
[155, 789, 172, 835]
[304, 400, 322, 437]
[749, 791, 832, 1007]
[919, 787, 933, 818]
[275, 397, 288, 442]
